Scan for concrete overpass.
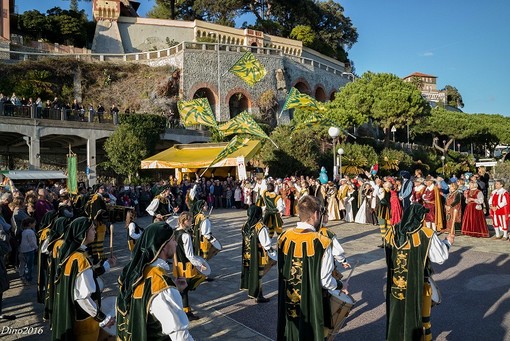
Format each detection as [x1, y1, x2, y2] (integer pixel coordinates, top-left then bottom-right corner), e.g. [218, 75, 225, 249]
[0, 113, 209, 185]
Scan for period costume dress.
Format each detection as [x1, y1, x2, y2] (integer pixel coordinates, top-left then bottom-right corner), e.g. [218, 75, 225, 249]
[262, 191, 285, 237]
[390, 189, 403, 226]
[422, 183, 444, 231]
[445, 190, 462, 235]
[117, 222, 193, 341]
[326, 184, 341, 221]
[241, 206, 275, 301]
[461, 189, 489, 238]
[384, 204, 452, 341]
[489, 187, 510, 239]
[377, 187, 392, 243]
[52, 217, 112, 341]
[411, 183, 425, 205]
[277, 221, 340, 341]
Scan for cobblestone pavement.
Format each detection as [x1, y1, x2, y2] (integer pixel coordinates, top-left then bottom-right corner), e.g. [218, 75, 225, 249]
[1, 209, 509, 340]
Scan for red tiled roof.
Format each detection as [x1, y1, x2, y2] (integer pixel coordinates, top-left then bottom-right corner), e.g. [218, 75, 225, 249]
[403, 72, 437, 79]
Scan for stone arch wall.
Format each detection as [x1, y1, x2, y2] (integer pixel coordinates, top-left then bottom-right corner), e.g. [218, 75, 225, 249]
[329, 90, 336, 101]
[314, 84, 327, 102]
[291, 78, 312, 95]
[225, 87, 252, 120]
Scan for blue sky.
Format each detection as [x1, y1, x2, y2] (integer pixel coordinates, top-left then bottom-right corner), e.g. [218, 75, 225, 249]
[17, 0, 510, 116]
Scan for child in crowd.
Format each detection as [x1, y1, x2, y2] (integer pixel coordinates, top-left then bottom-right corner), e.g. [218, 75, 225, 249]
[19, 217, 38, 284]
[234, 185, 243, 209]
[207, 192, 215, 209]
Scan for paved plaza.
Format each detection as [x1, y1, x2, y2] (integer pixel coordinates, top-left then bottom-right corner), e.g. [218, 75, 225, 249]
[1, 209, 510, 340]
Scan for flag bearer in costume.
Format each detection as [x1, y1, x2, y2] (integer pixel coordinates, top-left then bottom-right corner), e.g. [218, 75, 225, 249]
[377, 180, 392, 248]
[190, 200, 214, 260]
[146, 185, 179, 225]
[51, 217, 115, 341]
[384, 204, 454, 341]
[125, 209, 143, 252]
[84, 184, 109, 263]
[117, 222, 194, 341]
[173, 212, 207, 320]
[241, 205, 276, 303]
[489, 179, 510, 240]
[422, 176, 444, 232]
[254, 177, 267, 207]
[42, 216, 71, 321]
[277, 195, 345, 341]
[36, 210, 58, 306]
[318, 206, 351, 276]
[262, 183, 285, 238]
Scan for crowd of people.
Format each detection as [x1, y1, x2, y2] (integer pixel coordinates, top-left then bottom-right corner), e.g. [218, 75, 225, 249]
[0, 92, 121, 122]
[0, 163, 503, 340]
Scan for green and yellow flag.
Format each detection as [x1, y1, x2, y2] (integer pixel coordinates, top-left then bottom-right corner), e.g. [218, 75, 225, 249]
[200, 136, 249, 177]
[280, 87, 325, 116]
[177, 98, 218, 128]
[296, 111, 335, 129]
[228, 52, 267, 86]
[218, 111, 268, 138]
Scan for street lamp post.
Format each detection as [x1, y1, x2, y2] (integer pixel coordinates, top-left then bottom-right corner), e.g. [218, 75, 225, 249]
[328, 127, 340, 178]
[338, 148, 344, 179]
[441, 155, 446, 176]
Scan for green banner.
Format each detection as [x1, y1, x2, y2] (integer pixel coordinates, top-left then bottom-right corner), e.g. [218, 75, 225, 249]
[67, 155, 78, 194]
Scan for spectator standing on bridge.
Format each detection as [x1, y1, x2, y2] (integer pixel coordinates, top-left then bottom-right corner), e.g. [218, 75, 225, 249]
[52, 96, 60, 110]
[111, 103, 120, 122]
[35, 97, 43, 118]
[97, 104, 105, 123]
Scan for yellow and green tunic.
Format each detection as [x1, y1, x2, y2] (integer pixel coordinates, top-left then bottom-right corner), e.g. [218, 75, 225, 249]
[52, 249, 101, 341]
[86, 193, 108, 262]
[384, 224, 435, 341]
[117, 265, 177, 341]
[241, 221, 271, 298]
[263, 192, 283, 237]
[277, 227, 332, 341]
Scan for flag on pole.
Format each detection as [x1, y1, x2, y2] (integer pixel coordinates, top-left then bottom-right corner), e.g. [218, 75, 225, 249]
[67, 153, 78, 195]
[228, 52, 267, 86]
[177, 98, 218, 128]
[200, 136, 249, 177]
[280, 87, 325, 116]
[218, 111, 278, 147]
[218, 111, 268, 138]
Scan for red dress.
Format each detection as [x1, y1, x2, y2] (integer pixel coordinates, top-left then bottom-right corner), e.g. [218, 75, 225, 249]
[390, 189, 403, 225]
[461, 189, 489, 238]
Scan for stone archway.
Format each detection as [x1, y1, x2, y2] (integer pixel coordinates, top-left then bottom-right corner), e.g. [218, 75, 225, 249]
[329, 91, 336, 101]
[191, 87, 217, 115]
[228, 92, 250, 119]
[315, 86, 326, 102]
[291, 78, 311, 94]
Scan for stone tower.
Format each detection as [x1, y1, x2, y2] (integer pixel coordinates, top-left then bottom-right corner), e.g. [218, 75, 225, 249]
[91, 0, 125, 53]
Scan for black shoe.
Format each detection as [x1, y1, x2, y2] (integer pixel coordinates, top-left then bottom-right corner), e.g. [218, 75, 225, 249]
[205, 277, 215, 282]
[186, 312, 200, 321]
[377, 244, 384, 248]
[0, 314, 16, 320]
[256, 296, 270, 303]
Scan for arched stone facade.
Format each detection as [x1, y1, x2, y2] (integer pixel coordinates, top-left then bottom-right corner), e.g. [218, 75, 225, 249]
[225, 87, 252, 120]
[291, 78, 311, 95]
[314, 85, 326, 102]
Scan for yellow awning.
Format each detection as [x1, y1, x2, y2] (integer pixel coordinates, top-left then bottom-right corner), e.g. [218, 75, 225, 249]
[141, 140, 262, 169]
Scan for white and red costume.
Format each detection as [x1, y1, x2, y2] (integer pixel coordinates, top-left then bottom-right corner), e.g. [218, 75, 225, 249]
[489, 187, 510, 238]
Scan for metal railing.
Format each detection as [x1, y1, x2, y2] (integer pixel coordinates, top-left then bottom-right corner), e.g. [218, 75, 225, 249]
[0, 102, 116, 124]
[3, 41, 348, 78]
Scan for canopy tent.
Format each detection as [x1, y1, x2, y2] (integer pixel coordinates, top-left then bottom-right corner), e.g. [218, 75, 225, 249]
[141, 140, 262, 180]
[1, 170, 67, 180]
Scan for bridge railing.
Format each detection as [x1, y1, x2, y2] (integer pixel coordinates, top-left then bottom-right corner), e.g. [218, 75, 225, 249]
[5, 41, 349, 78]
